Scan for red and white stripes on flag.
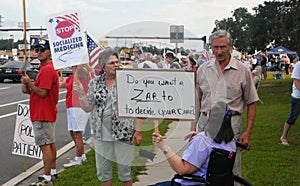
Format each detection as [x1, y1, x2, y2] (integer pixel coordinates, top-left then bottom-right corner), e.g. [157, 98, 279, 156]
[86, 34, 104, 69]
[56, 12, 80, 29]
[201, 49, 210, 62]
[137, 47, 145, 59]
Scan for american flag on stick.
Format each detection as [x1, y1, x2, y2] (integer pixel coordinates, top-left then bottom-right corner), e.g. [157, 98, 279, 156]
[86, 33, 104, 69]
[201, 48, 210, 62]
[137, 47, 145, 59]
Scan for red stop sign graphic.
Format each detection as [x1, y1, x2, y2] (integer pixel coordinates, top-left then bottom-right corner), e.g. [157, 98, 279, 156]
[55, 21, 74, 39]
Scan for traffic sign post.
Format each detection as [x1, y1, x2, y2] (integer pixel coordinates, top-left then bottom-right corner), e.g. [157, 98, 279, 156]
[170, 25, 184, 53]
[170, 25, 184, 43]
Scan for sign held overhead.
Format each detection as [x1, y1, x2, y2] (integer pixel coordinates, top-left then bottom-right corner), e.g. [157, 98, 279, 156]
[46, 11, 89, 70]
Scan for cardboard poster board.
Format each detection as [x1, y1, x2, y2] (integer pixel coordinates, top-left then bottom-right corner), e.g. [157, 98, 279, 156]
[116, 69, 196, 120]
[12, 104, 42, 159]
[46, 10, 89, 69]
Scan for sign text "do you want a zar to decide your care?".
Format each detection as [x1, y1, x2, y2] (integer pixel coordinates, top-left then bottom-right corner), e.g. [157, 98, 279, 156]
[116, 69, 196, 120]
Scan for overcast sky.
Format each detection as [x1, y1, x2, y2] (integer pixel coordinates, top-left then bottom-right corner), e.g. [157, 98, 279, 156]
[0, 0, 269, 49]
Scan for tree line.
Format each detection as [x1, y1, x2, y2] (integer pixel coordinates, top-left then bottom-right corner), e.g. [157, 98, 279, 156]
[213, 0, 300, 55]
[0, 39, 24, 50]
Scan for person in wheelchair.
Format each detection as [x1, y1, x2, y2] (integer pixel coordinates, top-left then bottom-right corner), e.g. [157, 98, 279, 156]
[152, 101, 236, 186]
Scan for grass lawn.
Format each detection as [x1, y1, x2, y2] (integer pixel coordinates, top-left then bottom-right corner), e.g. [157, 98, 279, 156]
[242, 72, 300, 185]
[54, 71, 300, 186]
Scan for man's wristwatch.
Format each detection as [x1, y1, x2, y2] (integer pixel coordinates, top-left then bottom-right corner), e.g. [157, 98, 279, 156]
[162, 147, 169, 155]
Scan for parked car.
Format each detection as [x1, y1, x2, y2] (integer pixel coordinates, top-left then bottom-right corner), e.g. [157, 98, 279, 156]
[0, 58, 8, 65]
[30, 58, 72, 77]
[30, 58, 40, 69]
[0, 61, 39, 83]
[59, 67, 73, 77]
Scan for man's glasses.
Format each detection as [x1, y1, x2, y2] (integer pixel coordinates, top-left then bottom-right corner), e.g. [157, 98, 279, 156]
[106, 61, 120, 65]
[34, 48, 46, 53]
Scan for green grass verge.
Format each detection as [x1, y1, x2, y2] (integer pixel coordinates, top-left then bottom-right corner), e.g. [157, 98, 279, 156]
[242, 72, 300, 185]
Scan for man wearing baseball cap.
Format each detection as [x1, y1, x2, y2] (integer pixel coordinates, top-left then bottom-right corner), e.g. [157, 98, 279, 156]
[21, 40, 59, 186]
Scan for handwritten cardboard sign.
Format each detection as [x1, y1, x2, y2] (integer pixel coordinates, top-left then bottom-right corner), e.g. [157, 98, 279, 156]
[46, 11, 89, 69]
[12, 104, 42, 159]
[116, 69, 196, 120]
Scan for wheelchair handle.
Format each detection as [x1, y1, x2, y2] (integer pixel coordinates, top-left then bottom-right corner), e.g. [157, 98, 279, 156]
[236, 142, 251, 151]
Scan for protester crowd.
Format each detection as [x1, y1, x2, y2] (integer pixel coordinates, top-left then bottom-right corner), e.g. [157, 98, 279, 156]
[239, 51, 299, 80]
[125, 49, 208, 71]
[20, 29, 300, 186]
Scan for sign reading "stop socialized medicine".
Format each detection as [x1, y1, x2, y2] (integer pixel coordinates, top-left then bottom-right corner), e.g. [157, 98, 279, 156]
[46, 11, 89, 70]
[12, 104, 42, 159]
[116, 69, 196, 120]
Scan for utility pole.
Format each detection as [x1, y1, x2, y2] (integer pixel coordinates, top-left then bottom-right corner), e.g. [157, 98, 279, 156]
[0, 15, 3, 27]
[40, 26, 43, 36]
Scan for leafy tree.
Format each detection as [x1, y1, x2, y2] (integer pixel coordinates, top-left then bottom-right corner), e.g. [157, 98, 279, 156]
[0, 39, 29, 50]
[0, 39, 13, 50]
[214, 7, 255, 53]
[283, 0, 300, 52]
[213, 0, 300, 55]
[252, 1, 286, 51]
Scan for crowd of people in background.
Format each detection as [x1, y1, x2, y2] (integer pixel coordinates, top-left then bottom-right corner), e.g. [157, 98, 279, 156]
[239, 51, 299, 81]
[118, 49, 211, 72]
[19, 29, 300, 185]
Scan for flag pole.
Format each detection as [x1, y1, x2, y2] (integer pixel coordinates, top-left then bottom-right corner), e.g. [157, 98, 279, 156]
[154, 120, 159, 133]
[59, 69, 63, 81]
[22, 0, 29, 172]
[84, 31, 91, 63]
[22, 0, 27, 75]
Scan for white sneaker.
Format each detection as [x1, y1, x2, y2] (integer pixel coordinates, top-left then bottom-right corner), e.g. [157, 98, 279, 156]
[82, 156, 88, 163]
[63, 158, 82, 168]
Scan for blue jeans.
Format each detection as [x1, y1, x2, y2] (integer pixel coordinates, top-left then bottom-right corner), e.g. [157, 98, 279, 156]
[286, 97, 300, 125]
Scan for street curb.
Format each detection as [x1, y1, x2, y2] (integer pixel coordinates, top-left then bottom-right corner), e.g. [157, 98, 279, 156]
[2, 141, 75, 186]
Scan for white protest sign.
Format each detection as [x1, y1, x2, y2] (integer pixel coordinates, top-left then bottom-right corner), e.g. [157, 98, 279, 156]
[116, 69, 196, 120]
[46, 11, 89, 69]
[12, 104, 42, 159]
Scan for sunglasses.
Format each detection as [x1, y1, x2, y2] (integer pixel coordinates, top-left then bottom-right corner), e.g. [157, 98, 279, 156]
[34, 48, 46, 53]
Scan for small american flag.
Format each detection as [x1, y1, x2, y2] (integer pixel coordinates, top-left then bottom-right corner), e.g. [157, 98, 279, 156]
[137, 47, 145, 59]
[201, 48, 210, 62]
[86, 34, 104, 69]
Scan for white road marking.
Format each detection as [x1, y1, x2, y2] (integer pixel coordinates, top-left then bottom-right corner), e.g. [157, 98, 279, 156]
[0, 90, 67, 119]
[0, 87, 10, 90]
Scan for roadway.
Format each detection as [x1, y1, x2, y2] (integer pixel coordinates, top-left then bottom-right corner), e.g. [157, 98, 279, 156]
[0, 80, 71, 185]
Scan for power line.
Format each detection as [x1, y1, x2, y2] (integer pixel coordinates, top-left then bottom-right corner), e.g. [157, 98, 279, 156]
[0, 28, 47, 31]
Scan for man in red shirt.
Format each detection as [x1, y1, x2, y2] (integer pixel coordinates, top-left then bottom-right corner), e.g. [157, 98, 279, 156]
[21, 40, 59, 186]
